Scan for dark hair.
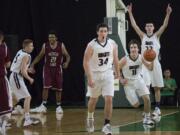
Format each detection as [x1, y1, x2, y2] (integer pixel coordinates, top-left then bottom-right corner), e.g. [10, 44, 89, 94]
[48, 30, 57, 37]
[0, 30, 4, 39]
[128, 39, 141, 49]
[96, 23, 109, 32]
[22, 39, 33, 48]
[145, 22, 154, 26]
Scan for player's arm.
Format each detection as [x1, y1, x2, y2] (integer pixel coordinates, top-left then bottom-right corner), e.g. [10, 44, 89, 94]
[83, 44, 94, 88]
[20, 55, 34, 84]
[62, 43, 70, 69]
[142, 57, 153, 71]
[127, 3, 145, 40]
[113, 43, 120, 79]
[31, 44, 45, 67]
[118, 57, 128, 85]
[5, 61, 11, 68]
[5, 45, 11, 68]
[155, 4, 172, 38]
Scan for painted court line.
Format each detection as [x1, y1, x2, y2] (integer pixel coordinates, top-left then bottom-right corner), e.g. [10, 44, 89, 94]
[112, 110, 180, 129]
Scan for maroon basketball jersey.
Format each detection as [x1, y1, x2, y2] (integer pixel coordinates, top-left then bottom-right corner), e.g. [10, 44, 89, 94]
[44, 42, 63, 68]
[0, 43, 10, 76]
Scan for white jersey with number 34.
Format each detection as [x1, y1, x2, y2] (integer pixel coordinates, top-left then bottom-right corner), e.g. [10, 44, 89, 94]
[88, 38, 115, 72]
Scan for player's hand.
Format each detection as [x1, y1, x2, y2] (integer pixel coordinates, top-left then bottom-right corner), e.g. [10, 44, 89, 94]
[119, 78, 128, 85]
[166, 4, 172, 15]
[28, 67, 35, 74]
[63, 62, 69, 69]
[88, 79, 95, 88]
[127, 3, 132, 13]
[114, 74, 120, 79]
[29, 78, 34, 84]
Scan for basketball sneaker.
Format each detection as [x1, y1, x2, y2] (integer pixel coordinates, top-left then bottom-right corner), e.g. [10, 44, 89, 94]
[12, 105, 23, 115]
[31, 114, 47, 126]
[23, 118, 39, 127]
[86, 118, 94, 133]
[0, 120, 7, 134]
[102, 123, 112, 135]
[152, 107, 161, 116]
[143, 116, 154, 125]
[30, 104, 47, 113]
[56, 106, 63, 114]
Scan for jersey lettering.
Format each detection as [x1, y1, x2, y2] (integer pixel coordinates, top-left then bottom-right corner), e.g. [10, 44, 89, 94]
[129, 65, 139, 75]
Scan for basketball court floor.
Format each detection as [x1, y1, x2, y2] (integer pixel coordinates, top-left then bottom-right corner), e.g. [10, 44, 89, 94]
[4, 107, 180, 135]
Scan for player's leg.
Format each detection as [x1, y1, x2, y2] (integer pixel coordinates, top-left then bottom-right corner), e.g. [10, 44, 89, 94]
[101, 71, 114, 135]
[104, 95, 113, 125]
[141, 95, 154, 125]
[124, 83, 140, 108]
[55, 68, 63, 113]
[56, 91, 63, 113]
[137, 79, 154, 125]
[153, 87, 161, 115]
[0, 76, 12, 132]
[86, 81, 101, 133]
[30, 67, 51, 113]
[151, 62, 163, 116]
[42, 88, 49, 107]
[87, 97, 98, 133]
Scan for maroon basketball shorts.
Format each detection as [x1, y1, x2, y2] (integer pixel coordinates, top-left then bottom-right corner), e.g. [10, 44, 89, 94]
[0, 76, 12, 116]
[43, 66, 63, 91]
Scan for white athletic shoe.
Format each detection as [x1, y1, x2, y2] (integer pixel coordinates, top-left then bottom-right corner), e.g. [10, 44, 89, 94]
[152, 115, 161, 123]
[30, 104, 47, 113]
[31, 114, 47, 126]
[86, 118, 94, 133]
[23, 118, 39, 127]
[143, 117, 154, 125]
[56, 113, 63, 121]
[12, 105, 23, 115]
[56, 106, 63, 114]
[152, 107, 161, 116]
[0, 120, 7, 134]
[102, 124, 112, 135]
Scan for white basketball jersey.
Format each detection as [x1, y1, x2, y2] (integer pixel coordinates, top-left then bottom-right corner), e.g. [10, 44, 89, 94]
[122, 55, 142, 80]
[10, 50, 31, 73]
[141, 34, 160, 61]
[88, 38, 115, 72]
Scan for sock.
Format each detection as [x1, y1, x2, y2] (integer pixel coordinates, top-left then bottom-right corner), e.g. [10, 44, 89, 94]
[56, 102, 61, 107]
[25, 113, 30, 120]
[87, 112, 94, 119]
[42, 101, 47, 107]
[104, 119, 110, 125]
[155, 102, 160, 109]
[145, 112, 150, 118]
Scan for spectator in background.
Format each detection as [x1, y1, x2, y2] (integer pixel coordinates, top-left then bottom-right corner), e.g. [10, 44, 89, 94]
[161, 69, 177, 105]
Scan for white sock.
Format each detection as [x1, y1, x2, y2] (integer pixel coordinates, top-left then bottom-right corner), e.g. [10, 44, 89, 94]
[145, 112, 150, 117]
[25, 113, 30, 120]
[87, 112, 94, 119]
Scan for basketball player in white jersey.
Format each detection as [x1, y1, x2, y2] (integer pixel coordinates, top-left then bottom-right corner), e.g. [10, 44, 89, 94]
[9, 39, 39, 127]
[119, 39, 154, 125]
[83, 23, 119, 135]
[127, 3, 172, 116]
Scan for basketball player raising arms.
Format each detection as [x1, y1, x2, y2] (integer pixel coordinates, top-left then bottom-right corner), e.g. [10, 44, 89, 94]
[127, 3, 172, 116]
[83, 23, 119, 135]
